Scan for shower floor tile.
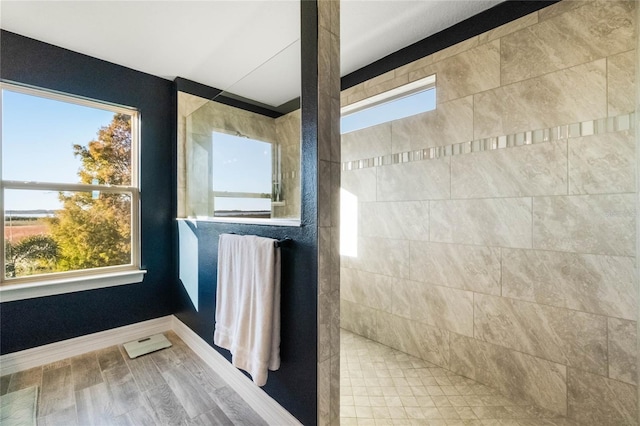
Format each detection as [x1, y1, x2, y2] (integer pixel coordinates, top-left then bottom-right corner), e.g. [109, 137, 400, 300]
[340, 329, 577, 426]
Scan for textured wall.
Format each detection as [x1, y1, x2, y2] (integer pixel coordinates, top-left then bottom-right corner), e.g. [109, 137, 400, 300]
[0, 31, 176, 354]
[340, 1, 637, 424]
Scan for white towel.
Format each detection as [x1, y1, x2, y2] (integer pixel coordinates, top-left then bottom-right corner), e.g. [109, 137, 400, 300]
[214, 234, 281, 386]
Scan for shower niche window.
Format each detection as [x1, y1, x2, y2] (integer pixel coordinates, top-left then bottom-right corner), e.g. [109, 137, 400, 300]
[177, 7, 301, 223]
[178, 92, 301, 222]
[211, 131, 273, 218]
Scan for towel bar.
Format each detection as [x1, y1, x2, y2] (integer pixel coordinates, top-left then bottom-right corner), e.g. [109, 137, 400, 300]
[226, 233, 292, 248]
[274, 238, 292, 248]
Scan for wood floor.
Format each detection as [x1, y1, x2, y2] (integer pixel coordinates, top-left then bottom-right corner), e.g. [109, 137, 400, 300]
[0, 331, 268, 426]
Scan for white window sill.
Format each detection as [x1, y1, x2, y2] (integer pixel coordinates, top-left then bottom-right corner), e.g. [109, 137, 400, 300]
[179, 217, 302, 227]
[0, 270, 147, 303]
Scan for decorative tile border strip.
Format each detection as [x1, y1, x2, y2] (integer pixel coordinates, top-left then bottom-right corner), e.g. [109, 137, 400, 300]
[341, 112, 636, 171]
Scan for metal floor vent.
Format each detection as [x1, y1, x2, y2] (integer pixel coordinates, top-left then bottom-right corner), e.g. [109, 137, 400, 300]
[123, 333, 172, 359]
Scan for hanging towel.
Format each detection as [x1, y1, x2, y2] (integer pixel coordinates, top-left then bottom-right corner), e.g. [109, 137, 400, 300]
[214, 234, 281, 386]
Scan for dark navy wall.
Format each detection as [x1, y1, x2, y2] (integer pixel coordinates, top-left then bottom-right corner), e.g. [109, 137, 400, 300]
[0, 30, 176, 354]
[174, 3, 319, 425]
[175, 221, 317, 425]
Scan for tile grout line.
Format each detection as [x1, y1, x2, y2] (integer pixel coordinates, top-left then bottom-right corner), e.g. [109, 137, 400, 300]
[341, 112, 635, 172]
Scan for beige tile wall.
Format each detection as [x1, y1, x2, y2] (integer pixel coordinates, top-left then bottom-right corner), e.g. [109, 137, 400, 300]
[177, 94, 301, 219]
[340, 1, 638, 424]
[317, 1, 341, 425]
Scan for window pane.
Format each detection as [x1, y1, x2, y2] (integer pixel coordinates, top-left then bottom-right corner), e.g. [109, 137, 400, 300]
[211, 132, 272, 193]
[341, 88, 436, 134]
[1, 89, 133, 185]
[210, 131, 273, 217]
[213, 197, 271, 218]
[4, 189, 132, 279]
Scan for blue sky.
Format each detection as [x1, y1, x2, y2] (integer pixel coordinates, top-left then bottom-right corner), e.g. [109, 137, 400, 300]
[341, 88, 435, 134]
[3, 86, 436, 213]
[2, 88, 116, 211]
[212, 132, 272, 211]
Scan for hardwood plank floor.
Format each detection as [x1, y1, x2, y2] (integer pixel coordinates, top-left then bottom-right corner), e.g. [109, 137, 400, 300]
[161, 364, 218, 418]
[38, 365, 74, 417]
[0, 333, 268, 425]
[0, 374, 10, 396]
[70, 352, 103, 392]
[75, 383, 115, 425]
[7, 366, 42, 393]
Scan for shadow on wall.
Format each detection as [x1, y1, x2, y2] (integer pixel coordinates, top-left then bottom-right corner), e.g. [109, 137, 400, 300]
[178, 219, 199, 312]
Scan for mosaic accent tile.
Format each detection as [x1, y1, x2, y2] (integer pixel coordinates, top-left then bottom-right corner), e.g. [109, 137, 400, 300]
[342, 112, 635, 173]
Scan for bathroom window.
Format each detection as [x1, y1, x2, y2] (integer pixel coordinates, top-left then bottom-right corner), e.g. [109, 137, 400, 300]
[0, 83, 141, 291]
[211, 131, 273, 218]
[341, 74, 436, 134]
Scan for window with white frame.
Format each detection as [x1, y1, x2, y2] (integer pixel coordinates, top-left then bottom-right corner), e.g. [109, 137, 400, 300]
[339, 75, 436, 257]
[341, 74, 436, 134]
[1, 83, 140, 286]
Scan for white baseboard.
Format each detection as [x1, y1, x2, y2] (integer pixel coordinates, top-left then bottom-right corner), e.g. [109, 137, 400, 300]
[0, 315, 302, 426]
[171, 316, 302, 426]
[0, 315, 173, 375]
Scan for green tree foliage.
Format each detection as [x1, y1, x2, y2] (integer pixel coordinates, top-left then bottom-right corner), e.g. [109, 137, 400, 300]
[5, 235, 58, 277]
[48, 113, 132, 271]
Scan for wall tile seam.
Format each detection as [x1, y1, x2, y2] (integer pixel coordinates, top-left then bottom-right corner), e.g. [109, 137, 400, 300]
[499, 50, 629, 90]
[342, 277, 637, 324]
[565, 365, 638, 390]
[449, 330, 569, 374]
[346, 239, 637, 261]
[477, 12, 540, 46]
[343, 304, 467, 337]
[341, 112, 635, 171]
[344, 35, 626, 111]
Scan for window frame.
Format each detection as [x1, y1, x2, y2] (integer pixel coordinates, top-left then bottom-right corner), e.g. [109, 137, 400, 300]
[341, 74, 436, 133]
[0, 82, 144, 300]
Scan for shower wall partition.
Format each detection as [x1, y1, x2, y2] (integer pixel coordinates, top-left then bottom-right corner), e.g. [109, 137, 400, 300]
[340, 1, 638, 424]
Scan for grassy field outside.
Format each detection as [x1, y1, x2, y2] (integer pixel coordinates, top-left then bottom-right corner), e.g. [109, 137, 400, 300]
[5, 218, 50, 243]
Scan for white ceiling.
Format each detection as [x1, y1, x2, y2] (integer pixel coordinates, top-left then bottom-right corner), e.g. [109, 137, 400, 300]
[0, 0, 501, 108]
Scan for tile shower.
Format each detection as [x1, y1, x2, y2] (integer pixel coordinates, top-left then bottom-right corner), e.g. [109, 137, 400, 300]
[340, 1, 638, 425]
